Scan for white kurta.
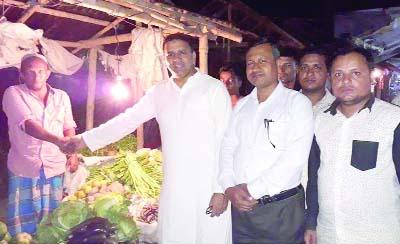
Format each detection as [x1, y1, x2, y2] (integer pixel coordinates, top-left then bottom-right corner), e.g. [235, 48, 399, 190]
[82, 71, 232, 244]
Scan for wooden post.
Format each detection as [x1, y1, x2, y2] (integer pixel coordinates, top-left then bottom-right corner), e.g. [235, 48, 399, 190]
[226, 3, 232, 62]
[86, 48, 98, 130]
[199, 35, 208, 74]
[130, 79, 145, 149]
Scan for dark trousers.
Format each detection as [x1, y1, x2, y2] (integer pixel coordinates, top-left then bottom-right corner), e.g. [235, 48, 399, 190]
[232, 188, 305, 244]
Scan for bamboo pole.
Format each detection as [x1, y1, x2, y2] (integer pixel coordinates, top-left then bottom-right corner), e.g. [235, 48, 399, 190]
[199, 35, 208, 74]
[57, 33, 131, 48]
[226, 3, 232, 62]
[59, 0, 193, 35]
[17, 5, 40, 23]
[128, 0, 243, 42]
[5, 0, 111, 26]
[72, 17, 125, 54]
[86, 48, 98, 130]
[103, 0, 185, 30]
[37, 7, 110, 26]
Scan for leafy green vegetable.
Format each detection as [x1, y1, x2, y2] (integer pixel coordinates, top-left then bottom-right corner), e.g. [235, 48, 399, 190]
[79, 134, 137, 156]
[50, 201, 91, 231]
[92, 193, 128, 218]
[105, 209, 140, 242]
[36, 225, 66, 244]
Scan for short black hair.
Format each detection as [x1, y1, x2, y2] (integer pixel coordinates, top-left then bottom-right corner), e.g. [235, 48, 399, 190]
[247, 37, 280, 60]
[163, 33, 194, 52]
[299, 46, 330, 67]
[218, 64, 236, 76]
[331, 45, 374, 69]
[278, 46, 299, 61]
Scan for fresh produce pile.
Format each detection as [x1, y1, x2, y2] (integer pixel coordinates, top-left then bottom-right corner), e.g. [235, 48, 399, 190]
[0, 221, 12, 243]
[0, 222, 34, 244]
[128, 195, 158, 224]
[36, 196, 140, 244]
[65, 180, 128, 204]
[86, 148, 162, 199]
[66, 217, 117, 244]
[79, 134, 137, 157]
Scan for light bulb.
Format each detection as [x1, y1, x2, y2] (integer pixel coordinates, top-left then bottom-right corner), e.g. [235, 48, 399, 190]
[111, 82, 129, 100]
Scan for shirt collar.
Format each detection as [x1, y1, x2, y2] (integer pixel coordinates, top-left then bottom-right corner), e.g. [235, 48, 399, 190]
[324, 95, 375, 115]
[22, 83, 55, 94]
[249, 81, 282, 104]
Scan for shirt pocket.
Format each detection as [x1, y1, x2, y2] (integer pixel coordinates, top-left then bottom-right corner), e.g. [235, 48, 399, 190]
[268, 119, 289, 150]
[351, 140, 378, 171]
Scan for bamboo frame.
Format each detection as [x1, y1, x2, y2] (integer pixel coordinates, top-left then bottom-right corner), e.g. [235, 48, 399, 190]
[5, 0, 111, 26]
[72, 17, 125, 54]
[86, 48, 98, 130]
[199, 35, 208, 74]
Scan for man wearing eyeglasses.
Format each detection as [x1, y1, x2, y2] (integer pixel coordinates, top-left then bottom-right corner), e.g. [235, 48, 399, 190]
[219, 39, 314, 244]
[219, 64, 243, 107]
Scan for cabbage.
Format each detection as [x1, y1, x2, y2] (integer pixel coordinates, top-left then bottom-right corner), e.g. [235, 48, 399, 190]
[93, 193, 127, 218]
[93, 193, 139, 241]
[50, 201, 91, 231]
[36, 225, 66, 244]
[105, 209, 140, 242]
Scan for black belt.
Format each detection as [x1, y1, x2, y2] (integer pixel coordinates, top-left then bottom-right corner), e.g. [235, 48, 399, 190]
[257, 185, 303, 205]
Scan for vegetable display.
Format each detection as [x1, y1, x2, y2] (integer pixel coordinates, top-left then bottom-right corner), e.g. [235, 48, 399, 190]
[87, 149, 162, 199]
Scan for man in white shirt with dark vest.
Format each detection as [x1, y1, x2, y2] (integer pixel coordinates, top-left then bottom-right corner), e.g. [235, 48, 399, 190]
[305, 46, 400, 244]
[219, 39, 314, 244]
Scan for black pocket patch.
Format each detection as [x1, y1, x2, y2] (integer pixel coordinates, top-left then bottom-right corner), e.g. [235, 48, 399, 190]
[351, 140, 378, 171]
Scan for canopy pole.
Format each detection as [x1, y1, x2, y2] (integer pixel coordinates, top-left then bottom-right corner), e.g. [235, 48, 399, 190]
[86, 48, 97, 130]
[199, 35, 208, 74]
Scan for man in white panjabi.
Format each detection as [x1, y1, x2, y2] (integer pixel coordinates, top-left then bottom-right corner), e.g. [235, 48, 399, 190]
[61, 34, 232, 244]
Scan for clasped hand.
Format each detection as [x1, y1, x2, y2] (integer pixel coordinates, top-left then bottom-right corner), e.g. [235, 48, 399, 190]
[57, 135, 86, 155]
[225, 184, 257, 211]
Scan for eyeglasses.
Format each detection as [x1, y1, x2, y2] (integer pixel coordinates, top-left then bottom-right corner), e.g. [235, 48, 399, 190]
[264, 119, 276, 148]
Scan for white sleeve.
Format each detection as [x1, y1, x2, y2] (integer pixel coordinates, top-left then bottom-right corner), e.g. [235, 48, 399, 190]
[211, 84, 232, 193]
[82, 86, 157, 151]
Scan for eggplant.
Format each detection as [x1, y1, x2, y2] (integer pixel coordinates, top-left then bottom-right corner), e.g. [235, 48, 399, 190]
[68, 217, 110, 235]
[67, 217, 117, 242]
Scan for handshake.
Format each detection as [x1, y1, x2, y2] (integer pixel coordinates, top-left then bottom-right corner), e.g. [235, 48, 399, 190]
[56, 135, 87, 155]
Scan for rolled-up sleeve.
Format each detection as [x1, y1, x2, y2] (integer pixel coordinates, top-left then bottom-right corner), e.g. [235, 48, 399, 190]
[61, 92, 77, 131]
[2, 87, 35, 131]
[305, 136, 321, 230]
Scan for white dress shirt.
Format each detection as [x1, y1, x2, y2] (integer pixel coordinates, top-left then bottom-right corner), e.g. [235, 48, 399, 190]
[301, 88, 336, 191]
[312, 89, 336, 116]
[219, 82, 314, 199]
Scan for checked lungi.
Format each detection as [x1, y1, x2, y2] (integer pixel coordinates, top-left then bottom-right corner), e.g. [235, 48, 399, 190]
[7, 168, 63, 236]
